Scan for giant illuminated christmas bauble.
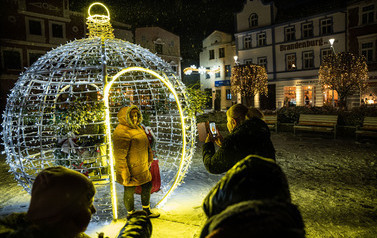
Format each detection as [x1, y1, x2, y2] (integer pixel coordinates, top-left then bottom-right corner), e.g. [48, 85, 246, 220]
[2, 3, 196, 220]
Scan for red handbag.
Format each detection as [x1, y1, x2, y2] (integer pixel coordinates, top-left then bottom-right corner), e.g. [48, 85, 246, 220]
[135, 159, 161, 194]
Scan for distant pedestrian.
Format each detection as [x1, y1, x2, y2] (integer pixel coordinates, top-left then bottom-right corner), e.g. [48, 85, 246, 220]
[202, 104, 275, 174]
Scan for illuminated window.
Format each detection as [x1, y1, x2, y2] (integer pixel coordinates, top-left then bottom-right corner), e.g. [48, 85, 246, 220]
[302, 51, 314, 69]
[302, 22, 313, 38]
[226, 89, 232, 100]
[361, 42, 374, 62]
[285, 26, 295, 42]
[225, 65, 231, 77]
[209, 49, 215, 60]
[257, 32, 266, 46]
[321, 48, 332, 62]
[244, 35, 252, 49]
[2, 50, 22, 70]
[284, 86, 296, 106]
[302, 86, 315, 106]
[155, 43, 163, 54]
[286, 54, 296, 71]
[320, 18, 332, 35]
[362, 4, 375, 25]
[219, 48, 225, 58]
[258, 57, 267, 71]
[249, 13, 258, 27]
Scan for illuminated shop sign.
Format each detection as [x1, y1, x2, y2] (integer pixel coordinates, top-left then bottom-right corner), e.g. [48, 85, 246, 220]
[280, 38, 324, 51]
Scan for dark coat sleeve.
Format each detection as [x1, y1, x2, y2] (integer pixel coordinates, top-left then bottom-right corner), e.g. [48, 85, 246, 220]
[202, 136, 240, 174]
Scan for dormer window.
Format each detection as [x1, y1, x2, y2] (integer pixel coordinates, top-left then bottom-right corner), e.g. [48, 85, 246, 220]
[249, 13, 258, 28]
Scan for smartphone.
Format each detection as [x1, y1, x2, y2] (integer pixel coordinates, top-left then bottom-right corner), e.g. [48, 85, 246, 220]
[209, 122, 217, 136]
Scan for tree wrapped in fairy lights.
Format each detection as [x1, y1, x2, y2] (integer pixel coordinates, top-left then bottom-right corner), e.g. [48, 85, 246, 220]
[230, 64, 268, 107]
[1, 3, 196, 220]
[319, 52, 368, 109]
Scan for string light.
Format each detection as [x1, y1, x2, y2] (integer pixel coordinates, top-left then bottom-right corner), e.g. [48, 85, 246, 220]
[2, 2, 196, 221]
[230, 64, 268, 97]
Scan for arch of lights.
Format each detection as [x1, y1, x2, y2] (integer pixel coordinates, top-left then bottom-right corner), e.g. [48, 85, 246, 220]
[1, 2, 196, 220]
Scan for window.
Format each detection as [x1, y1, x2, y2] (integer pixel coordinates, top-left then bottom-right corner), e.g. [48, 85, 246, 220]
[302, 22, 313, 38]
[286, 54, 296, 71]
[51, 23, 63, 38]
[258, 57, 267, 70]
[29, 20, 42, 35]
[257, 32, 266, 46]
[285, 26, 295, 42]
[209, 49, 215, 60]
[219, 48, 225, 58]
[321, 48, 332, 63]
[362, 4, 375, 25]
[303, 51, 314, 69]
[320, 18, 332, 35]
[28, 52, 44, 66]
[244, 35, 252, 49]
[225, 65, 231, 77]
[361, 42, 374, 62]
[245, 59, 253, 65]
[226, 89, 232, 100]
[215, 67, 220, 78]
[2, 50, 22, 70]
[155, 43, 163, 54]
[206, 67, 210, 79]
[284, 87, 296, 106]
[249, 13, 258, 27]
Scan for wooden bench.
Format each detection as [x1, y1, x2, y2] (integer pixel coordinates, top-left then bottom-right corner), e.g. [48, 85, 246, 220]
[294, 114, 338, 139]
[355, 117, 377, 140]
[264, 115, 278, 132]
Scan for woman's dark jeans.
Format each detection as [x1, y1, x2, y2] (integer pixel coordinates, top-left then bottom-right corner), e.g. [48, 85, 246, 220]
[123, 181, 152, 211]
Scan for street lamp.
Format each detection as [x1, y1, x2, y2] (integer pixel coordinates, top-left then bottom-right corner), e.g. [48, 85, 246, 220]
[234, 55, 239, 65]
[329, 38, 336, 106]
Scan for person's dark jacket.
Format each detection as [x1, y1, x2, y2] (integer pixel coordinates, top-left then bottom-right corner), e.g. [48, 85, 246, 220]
[200, 200, 305, 238]
[203, 117, 275, 174]
[203, 155, 291, 218]
[0, 213, 91, 238]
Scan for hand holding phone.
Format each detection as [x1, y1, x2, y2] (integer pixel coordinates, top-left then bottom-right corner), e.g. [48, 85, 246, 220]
[209, 122, 217, 137]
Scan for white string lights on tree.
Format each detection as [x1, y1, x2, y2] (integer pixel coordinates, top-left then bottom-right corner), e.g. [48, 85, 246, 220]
[1, 2, 196, 221]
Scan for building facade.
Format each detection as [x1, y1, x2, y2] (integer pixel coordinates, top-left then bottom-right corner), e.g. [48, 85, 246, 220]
[135, 27, 182, 78]
[235, 0, 349, 109]
[348, 0, 377, 105]
[199, 31, 236, 110]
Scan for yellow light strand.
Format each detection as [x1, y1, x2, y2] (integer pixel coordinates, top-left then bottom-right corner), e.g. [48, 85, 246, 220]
[104, 67, 188, 219]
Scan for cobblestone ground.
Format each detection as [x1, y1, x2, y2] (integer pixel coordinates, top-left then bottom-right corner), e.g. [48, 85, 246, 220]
[273, 132, 377, 238]
[1, 132, 376, 237]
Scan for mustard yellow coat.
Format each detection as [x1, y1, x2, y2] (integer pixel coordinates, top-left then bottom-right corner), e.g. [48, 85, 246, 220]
[113, 106, 152, 186]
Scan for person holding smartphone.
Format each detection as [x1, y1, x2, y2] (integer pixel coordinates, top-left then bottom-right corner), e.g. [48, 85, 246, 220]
[202, 104, 275, 174]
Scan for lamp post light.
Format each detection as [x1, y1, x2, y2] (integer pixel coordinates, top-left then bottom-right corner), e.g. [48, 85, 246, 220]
[234, 55, 239, 65]
[329, 38, 336, 107]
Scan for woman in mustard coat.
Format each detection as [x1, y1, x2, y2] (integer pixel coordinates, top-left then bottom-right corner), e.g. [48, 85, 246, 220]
[113, 105, 159, 218]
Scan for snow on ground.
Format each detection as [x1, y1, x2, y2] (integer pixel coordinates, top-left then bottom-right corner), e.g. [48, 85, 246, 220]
[1, 132, 377, 237]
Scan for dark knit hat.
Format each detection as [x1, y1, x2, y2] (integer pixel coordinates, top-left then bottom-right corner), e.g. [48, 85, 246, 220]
[27, 166, 95, 224]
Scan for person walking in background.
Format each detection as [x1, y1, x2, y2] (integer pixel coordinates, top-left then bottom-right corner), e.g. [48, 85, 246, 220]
[113, 105, 159, 218]
[202, 104, 275, 174]
[0, 166, 96, 238]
